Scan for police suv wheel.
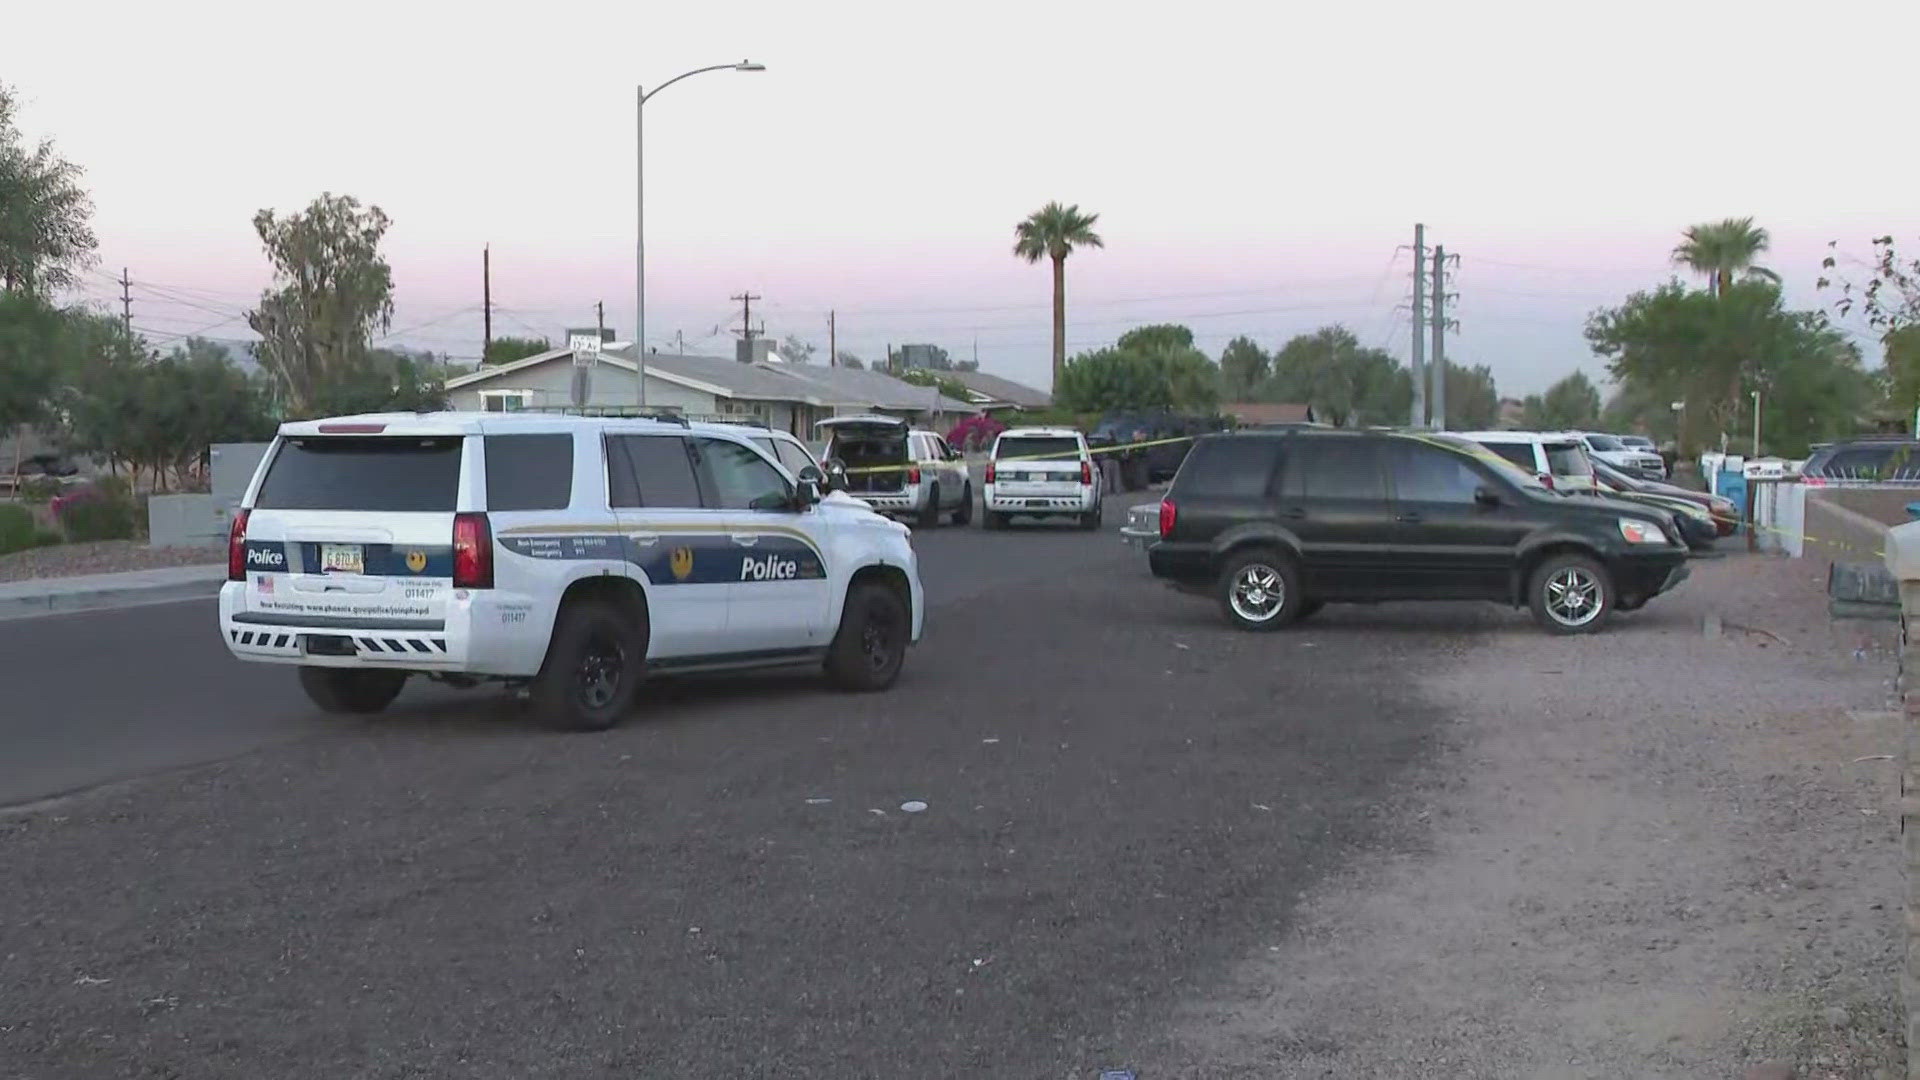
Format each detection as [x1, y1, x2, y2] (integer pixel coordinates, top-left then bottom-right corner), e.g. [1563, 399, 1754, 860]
[983, 510, 1007, 530]
[1217, 548, 1303, 632]
[825, 582, 909, 691]
[951, 482, 973, 526]
[918, 485, 942, 529]
[298, 667, 407, 715]
[531, 599, 646, 731]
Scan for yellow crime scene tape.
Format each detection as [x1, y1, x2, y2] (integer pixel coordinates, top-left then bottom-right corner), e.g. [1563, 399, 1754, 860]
[839, 434, 1202, 476]
[834, 426, 1894, 560]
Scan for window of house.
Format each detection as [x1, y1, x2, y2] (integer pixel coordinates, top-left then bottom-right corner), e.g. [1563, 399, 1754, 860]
[480, 390, 531, 413]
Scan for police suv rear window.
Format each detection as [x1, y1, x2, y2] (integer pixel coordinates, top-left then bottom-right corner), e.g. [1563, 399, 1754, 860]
[485, 434, 573, 511]
[254, 436, 462, 511]
[996, 436, 1081, 461]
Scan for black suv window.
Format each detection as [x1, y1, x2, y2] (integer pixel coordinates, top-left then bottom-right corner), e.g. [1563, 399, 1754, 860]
[1386, 440, 1484, 504]
[608, 435, 702, 509]
[1484, 443, 1536, 471]
[1283, 437, 1385, 501]
[1178, 436, 1282, 497]
[484, 434, 573, 511]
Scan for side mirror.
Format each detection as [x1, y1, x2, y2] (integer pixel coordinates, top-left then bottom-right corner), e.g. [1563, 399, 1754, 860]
[1473, 486, 1503, 508]
[794, 479, 822, 509]
[797, 463, 824, 486]
[821, 458, 849, 492]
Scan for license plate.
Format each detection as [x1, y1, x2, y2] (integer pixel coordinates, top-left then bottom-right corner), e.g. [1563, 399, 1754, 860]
[320, 543, 364, 574]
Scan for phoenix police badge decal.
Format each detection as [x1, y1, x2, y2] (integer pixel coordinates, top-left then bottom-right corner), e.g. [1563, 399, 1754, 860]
[669, 547, 695, 581]
[405, 550, 427, 573]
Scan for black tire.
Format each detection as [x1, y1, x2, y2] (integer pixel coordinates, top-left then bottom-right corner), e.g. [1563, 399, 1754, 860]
[529, 599, 647, 731]
[982, 510, 1008, 530]
[1527, 553, 1614, 635]
[918, 484, 941, 529]
[1078, 506, 1101, 531]
[1217, 548, 1304, 632]
[1297, 599, 1325, 621]
[825, 581, 910, 691]
[951, 482, 973, 525]
[298, 667, 407, 715]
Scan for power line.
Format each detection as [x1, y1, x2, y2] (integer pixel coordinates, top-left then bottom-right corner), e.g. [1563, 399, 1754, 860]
[762, 274, 1390, 319]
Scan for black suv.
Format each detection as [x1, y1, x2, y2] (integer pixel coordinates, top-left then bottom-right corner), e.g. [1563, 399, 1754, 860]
[1145, 430, 1691, 634]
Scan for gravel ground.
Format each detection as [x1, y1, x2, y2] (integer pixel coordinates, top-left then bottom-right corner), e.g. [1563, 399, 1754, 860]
[1151, 551, 1907, 1079]
[0, 540, 221, 583]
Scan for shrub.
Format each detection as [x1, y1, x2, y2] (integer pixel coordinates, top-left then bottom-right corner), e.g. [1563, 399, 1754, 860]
[0, 504, 35, 555]
[17, 475, 66, 503]
[52, 485, 137, 542]
[947, 414, 1007, 453]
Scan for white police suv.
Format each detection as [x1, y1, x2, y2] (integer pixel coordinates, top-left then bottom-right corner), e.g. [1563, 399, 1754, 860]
[982, 427, 1101, 530]
[219, 412, 924, 731]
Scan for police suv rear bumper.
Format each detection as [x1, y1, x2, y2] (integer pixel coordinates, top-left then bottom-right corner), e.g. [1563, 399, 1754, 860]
[218, 582, 544, 677]
[985, 484, 1097, 515]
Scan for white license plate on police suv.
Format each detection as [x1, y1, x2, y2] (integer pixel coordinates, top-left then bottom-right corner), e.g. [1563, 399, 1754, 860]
[320, 544, 364, 574]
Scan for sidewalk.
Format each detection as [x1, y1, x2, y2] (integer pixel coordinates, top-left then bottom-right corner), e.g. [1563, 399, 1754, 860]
[0, 563, 225, 620]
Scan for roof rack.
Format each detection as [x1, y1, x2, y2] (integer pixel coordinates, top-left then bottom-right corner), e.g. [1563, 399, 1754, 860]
[524, 405, 690, 426]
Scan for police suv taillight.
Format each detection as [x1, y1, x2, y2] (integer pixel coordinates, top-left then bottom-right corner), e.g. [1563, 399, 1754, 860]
[1080, 460, 1093, 485]
[453, 512, 494, 589]
[226, 509, 250, 581]
[985, 463, 996, 484]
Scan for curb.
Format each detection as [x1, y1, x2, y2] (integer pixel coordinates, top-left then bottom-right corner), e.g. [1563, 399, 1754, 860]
[0, 567, 226, 621]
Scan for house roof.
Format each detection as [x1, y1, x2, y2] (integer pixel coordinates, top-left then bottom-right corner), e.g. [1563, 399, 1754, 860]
[446, 346, 974, 413]
[1223, 402, 1316, 425]
[945, 369, 1052, 409]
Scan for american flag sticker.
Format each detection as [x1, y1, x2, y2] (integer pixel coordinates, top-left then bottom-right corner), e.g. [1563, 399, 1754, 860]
[256, 574, 273, 594]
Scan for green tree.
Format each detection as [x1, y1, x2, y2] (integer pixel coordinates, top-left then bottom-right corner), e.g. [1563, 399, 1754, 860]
[306, 348, 447, 417]
[1054, 324, 1219, 413]
[245, 193, 396, 415]
[833, 350, 864, 370]
[484, 335, 550, 365]
[1884, 326, 1920, 421]
[1523, 371, 1602, 430]
[1012, 201, 1104, 391]
[1821, 235, 1920, 332]
[778, 335, 816, 363]
[1442, 363, 1501, 430]
[0, 292, 78, 484]
[1588, 280, 1867, 455]
[1219, 336, 1271, 400]
[1267, 325, 1409, 427]
[0, 83, 97, 295]
[1672, 217, 1778, 298]
[901, 368, 970, 401]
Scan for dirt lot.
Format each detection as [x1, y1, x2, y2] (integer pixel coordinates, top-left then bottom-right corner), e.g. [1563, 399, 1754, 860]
[1152, 553, 1908, 1080]
[0, 540, 219, 583]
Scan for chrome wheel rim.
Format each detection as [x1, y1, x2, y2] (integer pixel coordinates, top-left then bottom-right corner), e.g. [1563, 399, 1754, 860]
[1543, 567, 1603, 627]
[1230, 564, 1285, 622]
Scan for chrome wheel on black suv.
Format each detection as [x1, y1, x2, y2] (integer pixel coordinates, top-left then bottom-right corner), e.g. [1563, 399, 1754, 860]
[1217, 548, 1304, 632]
[1528, 553, 1614, 635]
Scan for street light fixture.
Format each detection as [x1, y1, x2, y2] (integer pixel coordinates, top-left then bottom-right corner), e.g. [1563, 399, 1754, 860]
[635, 60, 766, 410]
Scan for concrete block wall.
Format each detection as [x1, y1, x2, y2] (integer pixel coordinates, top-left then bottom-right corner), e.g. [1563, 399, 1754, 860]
[1806, 492, 1897, 568]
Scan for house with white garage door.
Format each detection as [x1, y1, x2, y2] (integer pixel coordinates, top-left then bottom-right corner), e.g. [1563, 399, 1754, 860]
[443, 344, 976, 437]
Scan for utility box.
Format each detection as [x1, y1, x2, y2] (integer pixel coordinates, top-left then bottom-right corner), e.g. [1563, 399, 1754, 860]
[210, 443, 270, 509]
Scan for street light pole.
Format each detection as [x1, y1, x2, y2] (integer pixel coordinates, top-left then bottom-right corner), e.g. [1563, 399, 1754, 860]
[636, 60, 766, 412]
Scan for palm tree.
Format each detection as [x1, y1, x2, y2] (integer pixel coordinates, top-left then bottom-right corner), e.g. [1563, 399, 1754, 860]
[1013, 202, 1103, 390]
[1671, 217, 1780, 297]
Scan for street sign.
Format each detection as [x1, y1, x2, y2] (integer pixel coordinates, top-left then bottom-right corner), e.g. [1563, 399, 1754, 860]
[569, 333, 601, 367]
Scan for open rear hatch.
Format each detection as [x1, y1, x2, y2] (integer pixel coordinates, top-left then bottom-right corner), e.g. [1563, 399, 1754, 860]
[818, 416, 909, 494]
[236, 433, 465, 629]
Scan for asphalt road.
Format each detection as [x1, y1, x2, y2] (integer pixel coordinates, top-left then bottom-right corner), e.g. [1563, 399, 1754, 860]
[0, 496, 1154, 809]
[0, 495, 1455, 1079]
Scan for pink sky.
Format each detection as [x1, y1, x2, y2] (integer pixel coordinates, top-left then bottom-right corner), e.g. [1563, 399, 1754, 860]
[7, 0, 1916, 396]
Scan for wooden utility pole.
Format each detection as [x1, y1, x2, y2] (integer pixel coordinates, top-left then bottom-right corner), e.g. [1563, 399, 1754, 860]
[731, 291, 762, 361]
[828, 310, 836, 368]
[595, 300, 605, 342]
[119, 268, 132, 337]
[482, 245, 493, 362]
